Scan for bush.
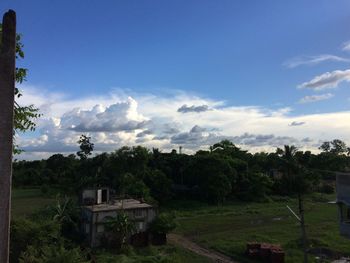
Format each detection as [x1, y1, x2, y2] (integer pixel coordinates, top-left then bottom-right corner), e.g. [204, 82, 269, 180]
[319, 183, 335, 194]
[10, 218, 61, 263]
[19, 244, 88, 263]
[149, 213, 177, 235]
[40, 184, 49, 195]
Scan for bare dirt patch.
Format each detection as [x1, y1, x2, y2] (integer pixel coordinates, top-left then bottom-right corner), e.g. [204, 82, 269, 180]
[168, 233, 239, 263]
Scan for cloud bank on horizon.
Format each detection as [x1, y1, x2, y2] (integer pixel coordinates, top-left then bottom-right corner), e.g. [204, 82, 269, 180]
[16, 85, 350, 160]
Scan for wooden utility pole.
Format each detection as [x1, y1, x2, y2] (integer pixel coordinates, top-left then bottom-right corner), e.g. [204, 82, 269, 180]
[298, 194, 308, 263]
[287, 195, 309, 263]
[0, 9, 16, 263]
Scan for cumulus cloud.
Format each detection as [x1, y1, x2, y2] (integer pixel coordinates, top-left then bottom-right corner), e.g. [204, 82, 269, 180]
[177, 104, 210, 113]
[298, 69, 350, 90]
[15, 85, 350, 159]
[284, 55, 350, 68]
[289, 121, 305, 126]
[298, 93, 334, 104]
[60, 97, 148, 132]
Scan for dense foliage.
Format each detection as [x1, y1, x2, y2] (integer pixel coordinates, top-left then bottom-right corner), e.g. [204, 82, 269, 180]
[149, 213, 177, 235]
[13, 139, 350, 204]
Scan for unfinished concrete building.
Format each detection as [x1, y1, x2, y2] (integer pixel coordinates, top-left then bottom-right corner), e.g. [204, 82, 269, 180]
[80, 188, 157, 247]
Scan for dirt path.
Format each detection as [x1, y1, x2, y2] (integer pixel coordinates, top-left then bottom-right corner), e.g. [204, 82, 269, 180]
[168, 233, 239, 263]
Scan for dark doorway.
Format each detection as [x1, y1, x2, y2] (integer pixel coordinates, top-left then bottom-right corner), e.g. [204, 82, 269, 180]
[102, 189, 108, 203]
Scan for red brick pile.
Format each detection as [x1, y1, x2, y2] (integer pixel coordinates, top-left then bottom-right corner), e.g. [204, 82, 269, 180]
[246, 242, 285, 263]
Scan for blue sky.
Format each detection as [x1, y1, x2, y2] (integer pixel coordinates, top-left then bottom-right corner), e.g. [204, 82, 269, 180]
[1, 1, 350, 159]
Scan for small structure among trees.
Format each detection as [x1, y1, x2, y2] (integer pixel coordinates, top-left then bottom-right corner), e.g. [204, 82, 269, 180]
[80, 188, 157, 248]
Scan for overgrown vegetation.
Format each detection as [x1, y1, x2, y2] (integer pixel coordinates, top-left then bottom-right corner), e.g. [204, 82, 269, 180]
[13, 139, 349, 205]
[11, 138, 350, 262]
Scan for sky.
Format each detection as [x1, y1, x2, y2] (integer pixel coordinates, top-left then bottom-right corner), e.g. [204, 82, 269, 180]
[1, 1, 350, 159]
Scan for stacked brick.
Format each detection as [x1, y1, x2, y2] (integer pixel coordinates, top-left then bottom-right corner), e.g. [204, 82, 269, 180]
[246, 242, 285, 263]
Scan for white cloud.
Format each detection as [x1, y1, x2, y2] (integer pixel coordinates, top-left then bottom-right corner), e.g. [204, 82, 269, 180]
[298, 69, 350, 90]
[342, 41, 350, 52]
[61, 97, 148, 132]
[298, 93, 334, 104]
[284, 55, 350, 68]
[15, 85, 350, 159]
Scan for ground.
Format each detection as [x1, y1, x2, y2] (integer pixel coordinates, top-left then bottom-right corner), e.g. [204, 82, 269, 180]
[11, 189, 350, 263]
[168, 233, 237, 263]
[165, 194, 350, 263]
[11, 188, 212, 263]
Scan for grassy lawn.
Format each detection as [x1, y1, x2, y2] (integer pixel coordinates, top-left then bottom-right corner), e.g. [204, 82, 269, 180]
[167, 194, 350, 263]
[11, 188, 55, 218]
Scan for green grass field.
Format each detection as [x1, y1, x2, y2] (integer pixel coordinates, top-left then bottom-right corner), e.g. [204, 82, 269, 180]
[11, 188, 212, 263]
[11, 188, 55, 218]
[167, 194, 350, 263]
[12, 189, 350, 262]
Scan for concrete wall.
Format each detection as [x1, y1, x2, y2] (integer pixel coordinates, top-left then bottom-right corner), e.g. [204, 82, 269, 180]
[339, 222, 350, 239]
[336, 173, 350, 202]
[336, 173, 350, 239]
[84, 207, 157, 247]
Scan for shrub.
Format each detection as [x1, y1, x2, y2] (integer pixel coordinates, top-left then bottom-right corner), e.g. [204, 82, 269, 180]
[319, 183, 335, 194]
[19, 244, 88, 263]
[149, 213, 177, 234]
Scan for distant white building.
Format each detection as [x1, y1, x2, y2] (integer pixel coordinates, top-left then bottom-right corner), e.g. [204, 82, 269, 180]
[80, 188, 157, 247]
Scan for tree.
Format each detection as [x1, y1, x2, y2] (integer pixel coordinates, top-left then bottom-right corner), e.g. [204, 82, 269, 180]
[77, 135, 94, 160]
[104, 213, 136, 249]
[118, 172, 150, 200]
[277, 145, 319, 263]
[185, 153, 236, 203]
[319, 139, 348, 155]
[149, 213, 177, 234]
[0, 23, 41, 154]
[144, 169, 173, 203]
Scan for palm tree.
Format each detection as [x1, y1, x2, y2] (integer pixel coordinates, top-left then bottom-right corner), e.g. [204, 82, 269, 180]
[277, 145, 309, 263]
[51, 195, 80, 240]
[52, 195, 75, 223]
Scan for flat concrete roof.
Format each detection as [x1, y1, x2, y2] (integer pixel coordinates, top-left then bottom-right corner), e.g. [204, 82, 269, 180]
[83, 198, 154, 212]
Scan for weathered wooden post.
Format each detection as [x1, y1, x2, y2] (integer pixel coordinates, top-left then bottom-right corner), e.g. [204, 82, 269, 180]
[0, 9, 16, 263]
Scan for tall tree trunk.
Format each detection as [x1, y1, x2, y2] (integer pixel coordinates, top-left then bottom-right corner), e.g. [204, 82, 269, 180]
[298, 193, 308, 263]
[0, 10, 16, 263]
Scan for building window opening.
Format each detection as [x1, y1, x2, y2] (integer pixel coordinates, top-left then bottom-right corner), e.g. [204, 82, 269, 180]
[134, 209, 143, 218]
[102, 189, 108, 203]
[340, 204, 350, 223]
[138, 222, 144, 231]
[85, 223, 90, 234]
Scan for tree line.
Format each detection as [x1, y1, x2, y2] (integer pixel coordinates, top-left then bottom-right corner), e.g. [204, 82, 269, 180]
[13, 138, 350, 205]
